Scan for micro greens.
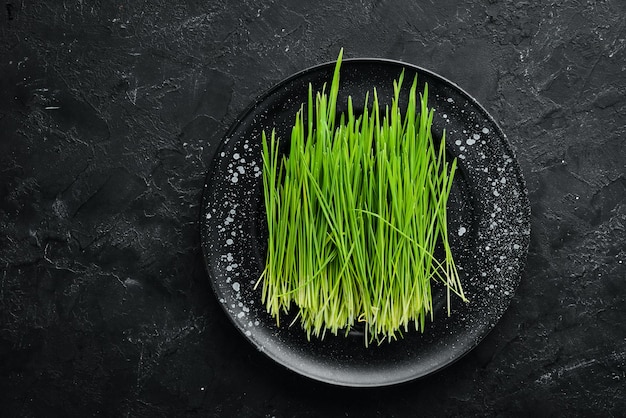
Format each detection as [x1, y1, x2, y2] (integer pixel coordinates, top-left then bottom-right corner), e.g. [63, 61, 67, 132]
[258, 49, 467, 345]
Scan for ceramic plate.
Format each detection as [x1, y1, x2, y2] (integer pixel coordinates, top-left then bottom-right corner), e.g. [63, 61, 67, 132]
[200, 58, 530, 387]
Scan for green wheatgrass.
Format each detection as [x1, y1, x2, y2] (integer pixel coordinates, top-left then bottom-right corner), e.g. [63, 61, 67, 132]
[258, 49, 467, 345]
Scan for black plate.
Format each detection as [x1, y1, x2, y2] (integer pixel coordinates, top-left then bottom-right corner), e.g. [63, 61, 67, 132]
[200, 58, 530, 387]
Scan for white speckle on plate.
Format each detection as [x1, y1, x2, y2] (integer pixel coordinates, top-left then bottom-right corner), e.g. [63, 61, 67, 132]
[482, 127, 490, 134]
[233, 153, 240, 159]
[226, 238, 234, 245]
[458, 226, 467, 236]
[232, 282, 240, 292]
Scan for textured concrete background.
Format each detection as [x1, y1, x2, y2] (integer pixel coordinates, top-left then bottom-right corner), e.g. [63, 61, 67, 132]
[1, 0, 625, 416]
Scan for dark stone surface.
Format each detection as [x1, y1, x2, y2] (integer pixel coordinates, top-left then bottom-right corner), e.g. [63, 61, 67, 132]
[1, 0, 624, 416]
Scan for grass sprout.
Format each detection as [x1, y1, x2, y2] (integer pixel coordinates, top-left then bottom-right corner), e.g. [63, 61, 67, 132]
[258, 49, 467, 345]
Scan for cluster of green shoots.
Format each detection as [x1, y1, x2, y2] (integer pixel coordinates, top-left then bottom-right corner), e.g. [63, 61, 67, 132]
[258, 50, 467, 344]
